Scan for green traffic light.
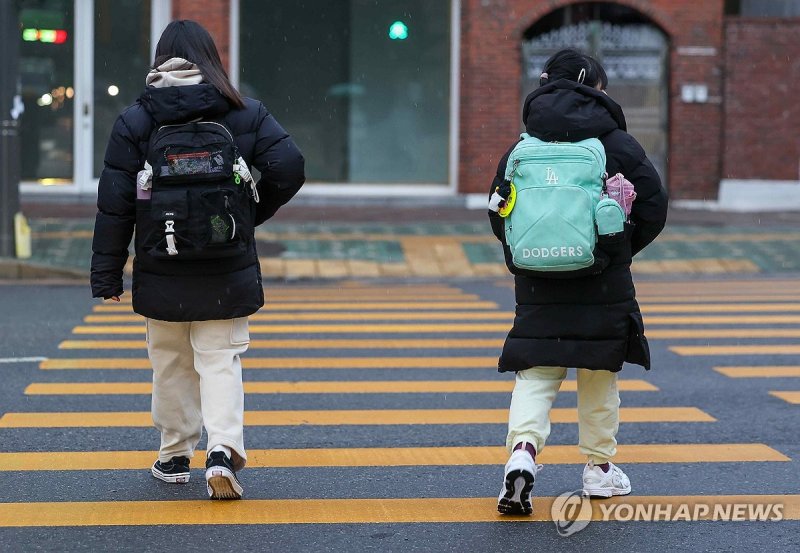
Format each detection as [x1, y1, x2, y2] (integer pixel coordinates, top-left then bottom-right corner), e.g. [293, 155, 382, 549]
[389, 21, 408, 40]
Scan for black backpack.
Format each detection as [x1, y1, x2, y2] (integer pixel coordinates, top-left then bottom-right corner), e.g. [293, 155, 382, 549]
[137, 120, 258, 261]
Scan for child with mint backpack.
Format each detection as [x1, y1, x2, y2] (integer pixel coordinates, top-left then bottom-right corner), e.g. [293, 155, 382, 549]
[488, 50, 668, 515]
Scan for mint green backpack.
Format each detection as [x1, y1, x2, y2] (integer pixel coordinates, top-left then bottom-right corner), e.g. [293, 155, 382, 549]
[503, 133, 623, 273]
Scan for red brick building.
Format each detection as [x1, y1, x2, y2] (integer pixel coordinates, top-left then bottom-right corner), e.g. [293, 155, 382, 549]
[18, 1, 800, 208]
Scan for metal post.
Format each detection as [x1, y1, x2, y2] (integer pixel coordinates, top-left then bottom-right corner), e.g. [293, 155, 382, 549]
[0, 0, 21, 258]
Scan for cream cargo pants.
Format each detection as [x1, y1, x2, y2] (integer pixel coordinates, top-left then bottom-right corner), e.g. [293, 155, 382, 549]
[506, 366, 620, 464]
[146, 317, 250, 471]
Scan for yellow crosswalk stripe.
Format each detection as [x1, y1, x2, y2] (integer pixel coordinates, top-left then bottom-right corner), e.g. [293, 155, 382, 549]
[93, 301, 500, 313]
[66, 326, 800, 338]
[0, 495, 796, 526]
[83, 312, 514, 323]
[636, 280, 800, 290]
[639, 295, 800, 303]
[70, 323, 513, 335]
[23, 379, 658, 395]
[647, 329, 800, 338]
[642, 304, 800, 313]
[94, 302, 800, 315]
[39, 357, 497, 370]
[81, 313, 800, 325]
[671, 345, 800, 356]
[714, 366, 800, 378]
[0, 407, 715, 428]
[645, 315, 800, 324]
[114, 293, 482, 303]
[0, 444, 785, 471]
[57, 331, 800, 349]
[769, 391, 800, 404]
[58, 339, 505, 350]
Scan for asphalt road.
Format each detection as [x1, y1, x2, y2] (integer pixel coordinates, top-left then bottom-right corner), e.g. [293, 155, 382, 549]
[0, 277, 798, 552]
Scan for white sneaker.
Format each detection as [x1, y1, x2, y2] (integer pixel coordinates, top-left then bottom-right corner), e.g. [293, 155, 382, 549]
[582, 461, 631, 498]
[497, 448, 542, 515]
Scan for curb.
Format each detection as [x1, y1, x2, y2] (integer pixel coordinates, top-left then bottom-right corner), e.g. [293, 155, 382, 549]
[0, 258, 88, 280]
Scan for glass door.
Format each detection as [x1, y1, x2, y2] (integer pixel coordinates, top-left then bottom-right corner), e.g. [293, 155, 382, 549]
[20, 0, 156, 194]
[18, 0, 75, 186]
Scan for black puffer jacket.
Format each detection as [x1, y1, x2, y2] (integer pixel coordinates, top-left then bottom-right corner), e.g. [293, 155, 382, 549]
[91, 84, 305, 321]
[489, 79, 668, 372]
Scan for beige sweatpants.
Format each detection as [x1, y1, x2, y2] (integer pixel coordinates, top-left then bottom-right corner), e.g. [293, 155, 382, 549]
[146, 317, 250, 471]
[506, 366, 620, 465]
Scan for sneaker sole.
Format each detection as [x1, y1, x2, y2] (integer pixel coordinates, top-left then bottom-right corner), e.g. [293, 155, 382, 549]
[497, 469, 535, 515]
[206, 467, 243, 500]
[582, 485, 631, 498]
[151, 466, 190, 484]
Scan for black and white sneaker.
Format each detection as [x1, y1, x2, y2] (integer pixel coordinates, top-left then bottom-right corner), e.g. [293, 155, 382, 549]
[497, 450, 542, 515]
[151, 456, 191, 484]
[205, 451, 243, 500]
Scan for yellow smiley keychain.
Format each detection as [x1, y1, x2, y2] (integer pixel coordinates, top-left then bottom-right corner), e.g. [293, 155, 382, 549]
[498, 182, 516, 218]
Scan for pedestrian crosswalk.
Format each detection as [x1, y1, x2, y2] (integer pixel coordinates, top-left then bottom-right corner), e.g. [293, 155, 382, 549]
[0, 278, 797, 530]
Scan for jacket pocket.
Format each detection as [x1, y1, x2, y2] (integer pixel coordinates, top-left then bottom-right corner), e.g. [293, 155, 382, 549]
[626, 312, 651, 369]
[597, 221, 634, 263]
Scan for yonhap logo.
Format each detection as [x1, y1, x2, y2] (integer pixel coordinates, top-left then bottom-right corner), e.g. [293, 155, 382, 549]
[550, 492, 784, 536]
[551, 490, 592, 537]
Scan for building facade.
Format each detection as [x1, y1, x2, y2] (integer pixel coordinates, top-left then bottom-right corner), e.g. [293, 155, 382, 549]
[16, 0, 800, 206]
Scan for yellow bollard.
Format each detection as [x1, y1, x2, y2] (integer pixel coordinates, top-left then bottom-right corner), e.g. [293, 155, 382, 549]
[14, 212, 32, 259]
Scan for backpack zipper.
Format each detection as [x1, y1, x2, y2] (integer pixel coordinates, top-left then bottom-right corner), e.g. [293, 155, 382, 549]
[157, 121, 235, 143]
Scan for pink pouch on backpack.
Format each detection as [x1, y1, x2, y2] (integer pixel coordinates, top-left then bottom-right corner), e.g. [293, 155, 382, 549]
[605, 173, 636, 217]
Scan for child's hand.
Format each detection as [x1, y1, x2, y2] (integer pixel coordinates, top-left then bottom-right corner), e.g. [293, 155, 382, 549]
[104, 296, 121, 302]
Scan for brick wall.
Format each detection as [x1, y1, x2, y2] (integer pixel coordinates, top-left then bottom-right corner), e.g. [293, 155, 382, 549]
[459, 0, 725, 199]
[171, 0, 231, 71]
[723, 17, 800, 181]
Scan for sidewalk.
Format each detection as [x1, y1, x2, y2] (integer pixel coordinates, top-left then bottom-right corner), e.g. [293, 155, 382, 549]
[8, 199, 800, 280]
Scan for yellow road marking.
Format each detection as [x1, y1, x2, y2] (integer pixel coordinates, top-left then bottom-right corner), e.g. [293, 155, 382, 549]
[72, 323, 512, 335]
[646, 329, 800, 339]
[84, 312, 514, 323]
[40, 357, 498, 370]
[659, 232, 800, 242]
[81, 313, 800, 325]
[113, 293, 482, 303]
[637, 280, 800, 290]
[59, 339, 506, 350]
[93, 301, 500, 312]
[0, 444, 785, 471]
[769, 391, 800, 404]
[640, 296, 800, 303]
[0, 407, 714, 428]
[714, 366, 800, 378]
[642, 304, 800, 313]
[671, 345, 800, 356]
[23, 380, 658, 395]
[645, 315, 800, 324]
[0, 495, 796, 526]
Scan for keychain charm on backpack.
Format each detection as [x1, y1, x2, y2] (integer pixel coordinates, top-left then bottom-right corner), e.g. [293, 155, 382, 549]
[596, 172, 625, 238]
[489, 178, 516, 218]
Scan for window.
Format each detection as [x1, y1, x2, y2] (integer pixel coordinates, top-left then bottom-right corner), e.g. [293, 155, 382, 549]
[18, 0, 74, 182]
[726, 0, 800, 16]
[93, 0, 152, 177]
[239, 0, 452, 185]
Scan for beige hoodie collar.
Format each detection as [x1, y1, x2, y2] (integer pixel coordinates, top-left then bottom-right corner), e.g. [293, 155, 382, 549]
[145, 57, 203, 88]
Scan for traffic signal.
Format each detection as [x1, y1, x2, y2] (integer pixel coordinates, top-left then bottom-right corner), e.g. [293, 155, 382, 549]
[21, 28, 68, 44]
[388, 21, 408, 40]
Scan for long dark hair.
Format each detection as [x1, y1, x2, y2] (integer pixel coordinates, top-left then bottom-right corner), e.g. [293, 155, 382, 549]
[539, 48, 603, 90]
[153, 20, 244, 109]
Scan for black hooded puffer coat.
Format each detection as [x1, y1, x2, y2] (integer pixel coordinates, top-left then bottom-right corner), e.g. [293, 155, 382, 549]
[489, 79, 668, 372]
[90, 84, 305, 321]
